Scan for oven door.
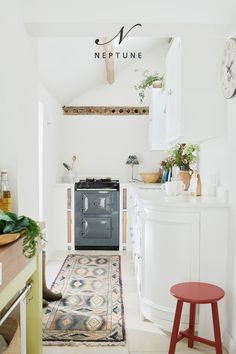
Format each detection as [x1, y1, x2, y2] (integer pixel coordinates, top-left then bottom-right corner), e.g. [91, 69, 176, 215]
[74, 190, 119, 249]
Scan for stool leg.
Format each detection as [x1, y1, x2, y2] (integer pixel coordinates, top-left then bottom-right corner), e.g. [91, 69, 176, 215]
[168, 300, 183, 354]
[211, 302, 223, 354]
[188, 303, 196, 348]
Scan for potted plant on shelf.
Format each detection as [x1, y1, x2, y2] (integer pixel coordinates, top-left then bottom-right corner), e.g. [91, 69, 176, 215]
[167, 144, 199, 190]
[135, 70, 163, 105]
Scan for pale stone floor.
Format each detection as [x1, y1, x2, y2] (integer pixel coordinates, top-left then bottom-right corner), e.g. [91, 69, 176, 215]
[43, 251, 227, 354]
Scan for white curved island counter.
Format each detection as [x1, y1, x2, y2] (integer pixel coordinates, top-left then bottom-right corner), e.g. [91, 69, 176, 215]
[126, 183, 228, 341]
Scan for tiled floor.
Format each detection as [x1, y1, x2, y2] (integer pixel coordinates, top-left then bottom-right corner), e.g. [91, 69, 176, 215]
[43, 251, 227, 354]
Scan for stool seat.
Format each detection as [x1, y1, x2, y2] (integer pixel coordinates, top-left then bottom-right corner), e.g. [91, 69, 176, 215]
[170, 282, 225, 304]
[168, 282, 225, 354]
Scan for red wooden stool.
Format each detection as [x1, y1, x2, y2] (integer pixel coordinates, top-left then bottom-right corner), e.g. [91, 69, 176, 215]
[168, 282, 225, 354]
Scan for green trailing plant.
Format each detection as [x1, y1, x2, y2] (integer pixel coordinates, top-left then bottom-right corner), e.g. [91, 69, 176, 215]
[135, 70, 163, 104]
[166, 144, 199, 171]
[0, 211, 44, 258]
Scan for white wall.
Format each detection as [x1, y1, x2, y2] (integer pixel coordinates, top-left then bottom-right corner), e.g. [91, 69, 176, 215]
[69, 44, 169, 106]
[224, 92, 236, 354]
[0, 0, 39, 218]
[226, 93, 236, 353]
[38, 83, 62, 257]
[199, 136, 228, 194]
[199, 32, 236, 353]
[61, 116, 164, 181]
[60, 46, 169, 181]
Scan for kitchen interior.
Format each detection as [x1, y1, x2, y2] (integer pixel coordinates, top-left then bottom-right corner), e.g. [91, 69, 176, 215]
[0, 2, 236, 354]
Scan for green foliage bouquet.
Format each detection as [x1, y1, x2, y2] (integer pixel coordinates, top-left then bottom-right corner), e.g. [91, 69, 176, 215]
[168, 144, 199, 171]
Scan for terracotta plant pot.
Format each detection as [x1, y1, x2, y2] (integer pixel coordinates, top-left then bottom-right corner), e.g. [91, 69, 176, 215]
[176, 170, 192, 191]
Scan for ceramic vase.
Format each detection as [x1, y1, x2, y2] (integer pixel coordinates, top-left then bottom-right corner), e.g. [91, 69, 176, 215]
[62, 170, 75, 183]
[67, 171, 75, 183]
[176, 170, 192, 191]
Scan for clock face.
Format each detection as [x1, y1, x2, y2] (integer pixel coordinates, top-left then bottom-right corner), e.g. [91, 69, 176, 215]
[221, 38, 236, 99]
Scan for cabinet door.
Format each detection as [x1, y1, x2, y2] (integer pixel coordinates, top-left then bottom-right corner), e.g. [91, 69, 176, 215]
[149, 88, 169, 150]
[141, 209, 200, 329]
[165, 38, 182, 143]
[120, 186, 128, 251]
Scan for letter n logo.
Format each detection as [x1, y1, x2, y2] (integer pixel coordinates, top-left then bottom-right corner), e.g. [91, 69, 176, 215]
[95, 24, 142, 46]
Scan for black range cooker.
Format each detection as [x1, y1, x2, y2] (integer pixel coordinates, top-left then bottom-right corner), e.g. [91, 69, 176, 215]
[74, 178, 119, 250]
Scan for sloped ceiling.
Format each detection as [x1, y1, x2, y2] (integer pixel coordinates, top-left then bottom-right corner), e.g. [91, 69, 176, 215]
[24, 0, 234, 25]
[38, 37, 168, 104]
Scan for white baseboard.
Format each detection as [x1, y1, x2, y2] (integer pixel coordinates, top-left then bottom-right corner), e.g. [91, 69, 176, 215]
[223, 329, 236, 354]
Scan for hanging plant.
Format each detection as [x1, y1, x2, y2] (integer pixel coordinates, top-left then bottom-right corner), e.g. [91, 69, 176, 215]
[135, 70, 163, 105]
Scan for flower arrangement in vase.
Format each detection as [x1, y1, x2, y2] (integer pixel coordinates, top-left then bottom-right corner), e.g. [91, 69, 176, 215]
[63, 155, 77, 183]
[161, 144, 199, 190]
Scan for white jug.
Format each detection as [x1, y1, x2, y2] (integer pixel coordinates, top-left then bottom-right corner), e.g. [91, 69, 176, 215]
[162, 180, 184, 196]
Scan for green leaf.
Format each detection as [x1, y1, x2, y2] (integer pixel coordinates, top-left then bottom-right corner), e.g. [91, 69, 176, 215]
[3, 222, 16, 233]
[15, 216, 29, 229]
[0, 211, 14, 223]
[0, 220, 5, 233]
[21, 217, 45, 258]
[6, 212, 18, 222]
[63, 162, 70, 171]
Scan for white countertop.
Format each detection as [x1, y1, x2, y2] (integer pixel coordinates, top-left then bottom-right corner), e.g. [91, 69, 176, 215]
[128, 182, 228, 209]
[56, 181, 228, 209]
[120, 181, 162, 188]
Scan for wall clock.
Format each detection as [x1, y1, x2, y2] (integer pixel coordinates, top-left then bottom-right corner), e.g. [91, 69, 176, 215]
[221, 38, 236, 99]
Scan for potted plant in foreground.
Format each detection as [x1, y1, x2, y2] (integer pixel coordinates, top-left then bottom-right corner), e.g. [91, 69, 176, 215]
[163, 144, 199, 190]
[0, 211, 44, 258]
[135, 70, 163, 105]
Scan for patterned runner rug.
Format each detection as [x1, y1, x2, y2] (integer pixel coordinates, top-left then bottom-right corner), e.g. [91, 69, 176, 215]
[43, 254, 126, 346]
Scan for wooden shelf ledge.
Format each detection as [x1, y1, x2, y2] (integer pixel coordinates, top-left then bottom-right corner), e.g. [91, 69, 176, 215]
[62, 106, 149, 116]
